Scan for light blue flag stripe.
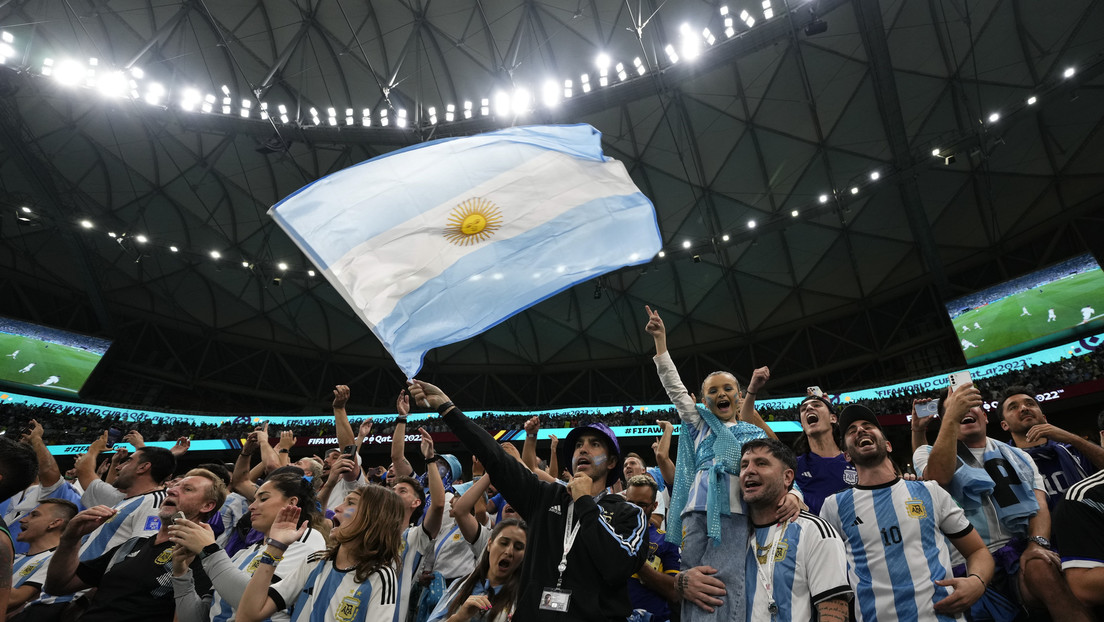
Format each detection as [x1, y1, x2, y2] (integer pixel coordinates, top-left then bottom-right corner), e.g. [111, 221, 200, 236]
[369, 192, 658, 374]
[270, 124, 610, 271]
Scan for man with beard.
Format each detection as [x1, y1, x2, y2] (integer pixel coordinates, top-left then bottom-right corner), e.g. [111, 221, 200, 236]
[821, 405, 993, 622]
[916, 384, 1096, 622]
[996, 386, 1104, 510]
[740, 438, 851, 622]
[75, 443, 175, 561]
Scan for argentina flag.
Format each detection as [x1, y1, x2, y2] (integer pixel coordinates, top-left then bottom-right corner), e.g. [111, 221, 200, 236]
[269, 124, 662, 377]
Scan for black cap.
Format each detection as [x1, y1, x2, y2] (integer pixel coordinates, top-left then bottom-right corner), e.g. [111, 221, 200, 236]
[838, 404, 881, 433]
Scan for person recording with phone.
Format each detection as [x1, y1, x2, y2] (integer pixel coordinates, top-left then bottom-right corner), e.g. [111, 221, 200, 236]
[912, 378, 1094, 622]
[44, 469, 227, 622]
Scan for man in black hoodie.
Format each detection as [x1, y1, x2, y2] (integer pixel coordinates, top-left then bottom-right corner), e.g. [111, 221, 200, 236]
[408, 380, 649, 621]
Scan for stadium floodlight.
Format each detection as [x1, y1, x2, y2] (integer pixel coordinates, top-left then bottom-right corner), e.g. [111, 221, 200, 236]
[241, 261, 250, 268]
[931, 148, 941, 156]
[362, 108, 371, 126]
[222, 96, 232, 114]
[428, 106, 437, 124]
[397, 108, 407, 127]
[145, 82, 165, 106]
[762, 0, 774, 20]
[54, 60, 84, 86]
[42, 58, 54, 76]
[97, 71, 127, 97]
[309, 107, 320, 124]
[494, 90, 510, 116]
[202, 94, 215, 113]
[80, 219, 93, 229]
[259, 101, 269, 120]
[380, 108, 389, 126]
[169, 245, 178, 252]
[747, 219, 756, 229]
[480, 98, 490, 116]
[850, 186, 859, 195]
[581, 73, 592, 93]
[564, 79, 573, 98]
[870, 171, 880, 180]
[209, 250, 221, 259]
[542, 80, 560, 107]
[107, 231, 117, 238]
[720, 5, 729, 15]
[1, 32, 12, 43]
[634, 57, 646, 76]
[327, 107, 337, 126]
[664, 44, 679, 64]
[1027, 95, 1037, 105]
[819, 194, 829, 203]
[463, 100, 473, 119]
[221, 84, 230, 96]
[307, 270, 316, 277]
[135, 235, 148, 243]
[130, 66, 144, 79]
[20, 206, 30, 213]
[616, 62, 627, 81]
[279, 104, 289, 124]
[988, 112, 1000, 123]
[703, 28, 716, 46]
[241, 99, 252, 118]
[681, 29, 701, 60]
[682, 240, 691, 249]
[791, 209, 799, 217]
[445, 104, 455, 122]
[721, 234, 730, 241]
[1063, 67, 1075, 78]
[277, 262, 288, 271]
[595, 53, 611, 70]
[658, 250, 666, 258]
[345, 108, 354, 125]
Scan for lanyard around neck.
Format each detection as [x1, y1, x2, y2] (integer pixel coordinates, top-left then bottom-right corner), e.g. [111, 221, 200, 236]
[556, 502, 581, 589]
[752, 521, 789, 616]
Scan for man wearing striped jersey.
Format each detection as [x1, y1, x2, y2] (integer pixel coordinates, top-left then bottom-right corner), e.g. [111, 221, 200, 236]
[739, 438, 851, 622]
[74, 444, 175, 561]
[6, 499, 77, 619]
[1053, 469, 1104, 613]
[915, 383, 1095, 622]
[821, 405, 993, 622]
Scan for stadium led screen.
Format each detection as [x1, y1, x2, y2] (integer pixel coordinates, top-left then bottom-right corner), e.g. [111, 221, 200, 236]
[0, 316, 112, 395]
[945, 254, 1104, 364]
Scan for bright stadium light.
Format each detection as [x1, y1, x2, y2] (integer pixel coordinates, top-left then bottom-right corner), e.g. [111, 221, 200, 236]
[80, 219, 93, 229]
[209, 250, 221, 259]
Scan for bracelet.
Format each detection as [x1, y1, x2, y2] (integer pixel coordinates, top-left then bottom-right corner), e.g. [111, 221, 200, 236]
[258, 552, 282, 566]
[264, 537, 290, 552]
[968, 573, 986, 588]
[278, 448, 289, 454]
[437, 401, 455, 415]
[395, 415, 408, 423]
[426, 454, 442, 464]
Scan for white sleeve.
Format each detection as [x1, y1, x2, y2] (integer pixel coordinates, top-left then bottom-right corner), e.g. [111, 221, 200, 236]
[912, 446, 933, 478]
[929, 482, 972, 536]
[365, 567, 400, 622]
[270, 555, 312, 611]
[799, 519, 853, 604]
[81, 479, 125, 508]
[468, 524, 491, 559]
[1010, 447, 1047, 491]
[653, 351, 701, 426]
[819, 497, 842, 534]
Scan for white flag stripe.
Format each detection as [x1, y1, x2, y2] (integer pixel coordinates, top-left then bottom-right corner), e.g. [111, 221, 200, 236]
[329, 151, 642, 324]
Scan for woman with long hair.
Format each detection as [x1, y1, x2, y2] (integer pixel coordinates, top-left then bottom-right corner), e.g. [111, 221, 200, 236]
[236, 484, 404, 622]
[170, 469, 329, 622]
[425, 518, 527, 622]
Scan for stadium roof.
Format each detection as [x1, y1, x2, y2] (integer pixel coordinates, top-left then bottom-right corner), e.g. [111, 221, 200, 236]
[1, 0, 1103, 411]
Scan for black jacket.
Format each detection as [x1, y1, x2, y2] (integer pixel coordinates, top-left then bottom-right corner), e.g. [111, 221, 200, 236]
[442, 406, 649, 621]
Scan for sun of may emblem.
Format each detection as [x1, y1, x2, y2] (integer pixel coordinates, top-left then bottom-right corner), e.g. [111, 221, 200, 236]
[444, 198, 503, 246]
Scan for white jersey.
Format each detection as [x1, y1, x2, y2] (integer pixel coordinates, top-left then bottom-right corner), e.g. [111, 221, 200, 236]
[12, 548, 53, 592]
[81, 478, 127, 508]
[393, 524, 433, 622]
[79, 488, 167, 561]
[913, 440, 1045, 565]
[326, 467, 368, 512]
[821, 479, 973, 622]
[271, 550, 397, 622]
[744, 511, 852, 622]
[216, 493, 251, 547]
[206, 525, 328, 622]
[422, 516, 477, 582]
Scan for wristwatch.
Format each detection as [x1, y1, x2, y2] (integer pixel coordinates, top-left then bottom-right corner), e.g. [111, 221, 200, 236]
[1027, 535, 1052, 549]
[426, 454, 442, 463]
[197, 542, 221, 560]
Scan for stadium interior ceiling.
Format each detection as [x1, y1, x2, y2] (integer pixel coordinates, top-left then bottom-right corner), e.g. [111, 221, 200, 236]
[1, 0, 1103, 414]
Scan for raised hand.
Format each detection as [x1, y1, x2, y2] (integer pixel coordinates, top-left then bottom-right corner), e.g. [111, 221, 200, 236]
[419, 427, 435, 460]
[172, 543, 197, 577]
[278, 430, 296, 451]
[241, 431, 260, 456]
[123, 429, 145, 448]
[644, 305, 665, 337]
[549, 434, 558, 450]
[64, 506, 118, 540]
[333, 385, 351, 410]
[171, 437, 191, 456]
[168, 517, 217, 553]
[407, 380, 451, 410]
[357, 418, 374, 439]
[566, 471, 595, 501]
[396, 391, 410, 418]
[268, 505, 307, 547]
[524, 416, 540, 435]
[747, 366, 770, 395]
[254, 422, 270, 444]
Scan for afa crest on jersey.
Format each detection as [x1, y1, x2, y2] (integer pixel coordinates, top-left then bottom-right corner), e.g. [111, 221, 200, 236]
[904, 498, 927, 519]
[155, 548, 174, 565]
[336, 595, 360, 622]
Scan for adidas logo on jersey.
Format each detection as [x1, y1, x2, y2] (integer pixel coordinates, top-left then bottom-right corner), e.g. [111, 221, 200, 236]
[851, 517, 863, 526]
[801, 471, 813, 478]
[548, 505, 562, 515]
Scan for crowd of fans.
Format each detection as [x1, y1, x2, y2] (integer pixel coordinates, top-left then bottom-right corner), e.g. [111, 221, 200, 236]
[3, 347, 1102, 447]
